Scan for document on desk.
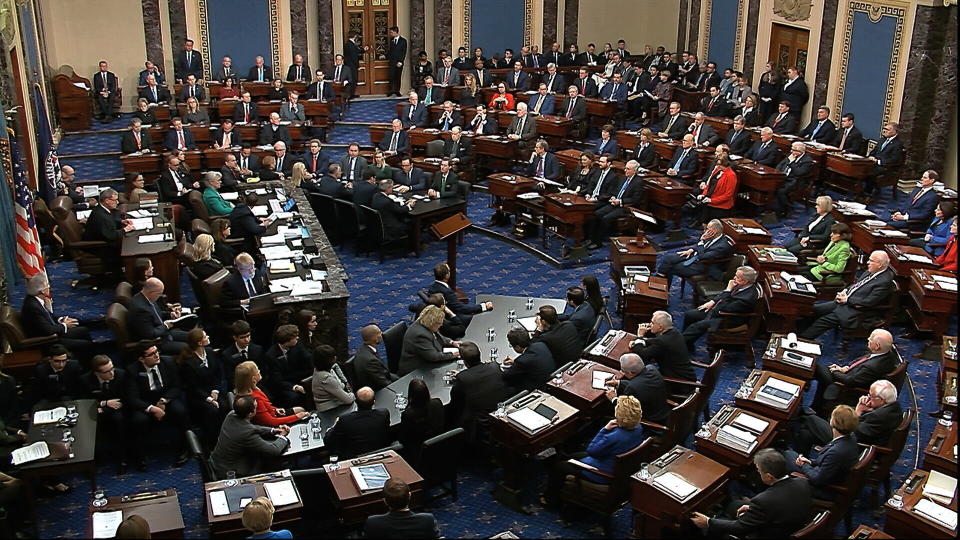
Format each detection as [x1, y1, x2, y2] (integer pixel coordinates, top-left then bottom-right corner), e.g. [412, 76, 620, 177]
[913, 498, 957, 530]
[922, 470, 958, 504]
[264, 479, 300, 506]
[351, 463, 391, 492]
[780, 338, 821, 355]
[127, 209, 153, 218]
[290, 280, 325, 297]
[252, 205, 270, 217]
[11, 441, 50, 465]
[33, 407, 68, 425]
[765, 377, 801, 396]
[732, 412, 769, 433]
[83, 185, 101, 198]
[516, 316, 538, 332]
[92, 510, 124, 539]
[209, 490, 230, 516]
[130, 217, 155, 231]
[259, 232, 287, 246]
[742, 227, 768, 235]
[653, 471, 698, 501]
[507, 407, 551, 433]
[137, 234, 167, 244]
[269, 277, 304, 292]
[591, 370, 614, 389]
[76, 210, 92, 221]
[261, 245, 295, 259]
[903, 253, 933, 263]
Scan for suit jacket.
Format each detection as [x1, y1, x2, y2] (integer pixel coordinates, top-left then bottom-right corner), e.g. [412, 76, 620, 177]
[279, 102, 305, 122]
[797, 213, 836, 244]
[354, 345, 397, 391]
[799, 433, 859, 486]
[126, 292, 172, 341]
[724, 128, 753, 156]
[285, 64, 311, 82]
[507, 115, 537, 141]
[215, 65, 238, 82]
[701, 95, 730, 117]
[632, 143, 657, 169]
[258, 124, 292, 147]
[584, 169, 620, 199]
[388, 36, 408, 64]
[82, 205, 123, 244]
[232, 101, 259, 123]
[658, 114, 689, 140]
[708, 477, 812, 539]
[558, 303, 597, 346]
[211, 128, 242, 149]
[532, 321, 582, 367]
[21, 296, 69, 338]
[430, 171, 461, 199]
[831, 350, 899, 389]
[560, 96, 588, 122]
[344, 39, 362, 69]
[737, 106, 762, 127]
[179, 351, 226, 405]
[746, 140, 780, 167]
[832, 126, 867, 155]
[443, 136, 472, 164]
[573, 76, 598, 98]
[178, 84, 206, 102]
[472, 69, 494, 88]
[339, 155, 369, 182]
[228, 204, 267, 243]
[416, 85, 442, 106]
[831, 267, 896, 327]
[393, 167, 428, 190]
[667, 146, 699, 178]
[325, 408, 391, 459]
[330, 64, 353, 85]
[528, 93, 556, 116]
[526, 153, 562, 180]
[312, 175, 348, 198]
[689, 123, 720, 146]
[301, 151, 331, 176]
[401, 103, 428, 128]
[766, 112, 798, 134]
[138, 85, 170, 104]
[125, 358, 183, 412]
[219, 343, 265, 388]
[781, 77, 809, 113]
[857, 401, 902, 446]
[93, 71, 118, 96]
[237, 153, 261, 174]
[164, 129, 196, 151]
[502, 342, 554, 393]
[450, 362, 505, 428]
[81, 369, 129, 403]
[617, 365, 669, 425]
[898, 188, 939, 222]
[593, 138, 619, 158]
[505, 70, 530, 91]
[435, 66, 460, 86]
[33, 360, 83, 403]
[776, 153, 815, 182]
[630, 328, 695, 380]
[800, 118, 837, 144]
[263, 343, 312, 392]
[378, 130, 411, 155]
[306, 80, 334, 101]
[220, 267, 268, 308]
[708, 283, 760, 326]
[348, 180, 378, 207]
[246, 65, 273, 83]
[599, 82, 628, 102]
[210, 412, 288, 478]
[608, 174, 645, 206]
[364, 510, 439, 539]
[399, 321, 455, 375]
[371, 192, 411, 234]
[138, 69, 165, 86]
[541, 72, 565, 94]
[175, 50, 203, 80]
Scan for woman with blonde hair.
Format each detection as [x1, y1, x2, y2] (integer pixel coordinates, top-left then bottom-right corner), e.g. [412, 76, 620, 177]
[190, 233, 223, 280]
[398, 305, 459, 375]
[183, 96, 210, 124]
[460, 73, 479, 107]
[234, 361, 308, 427]
[290, 161, 308, 187]
[241, 497, 292, 539]
[133, 97, 157, 125]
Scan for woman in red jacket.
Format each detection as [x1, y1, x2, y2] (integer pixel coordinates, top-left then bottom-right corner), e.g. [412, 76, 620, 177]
[701, 154, 739, 222]
[488, 82, 515, 111]
[935, 219, 957, 273]
[234, 361, 309, 427]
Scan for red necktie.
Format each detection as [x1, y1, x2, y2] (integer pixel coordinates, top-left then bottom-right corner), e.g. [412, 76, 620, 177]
[847, 355, 871, 370]
[178, 131, 185, 149]
[134, 132, 141, 148]
[312, 155, 318, 171]
[773, 114, 782, 127]
[244, 104, 250, 123]
[912, 190, 923, 205]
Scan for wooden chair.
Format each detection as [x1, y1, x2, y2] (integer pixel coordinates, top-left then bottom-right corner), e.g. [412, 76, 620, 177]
[640, 390, 701, 454]
[49, 195, 109, 288]
[187, 190, 212, 223]
[706, 286, 766, 363]
[863, 408, 915, 505]
[113, 282, 134, 307]
[0, 305, 57, 353]
[663, 351, 725, 423]
[801, 445, 876, 535]
[679, 255, 733, 299]
[790, 510, 832, 539]
[558, 438, 659, 536]
[104, 302, 141, 361]
[692, 254, 747, 304]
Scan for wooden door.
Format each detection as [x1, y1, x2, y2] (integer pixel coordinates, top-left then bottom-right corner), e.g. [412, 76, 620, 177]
[343, 0, 396, 95]
[768, 23, 810, 76]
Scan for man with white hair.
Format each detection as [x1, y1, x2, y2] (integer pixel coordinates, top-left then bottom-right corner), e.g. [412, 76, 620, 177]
[795, 379, 902, 453]
[586, 159, 646, 249]
[127, 278, 191, 354]
[688, 112, 720, 147]
[20, 273, 94, 360]
[604, 353, 670, 426]
[258, 113, 292, 147]
[507, 102, 538, 152]
[809, 328, 900, 415]
[774, 140, 815, 218]
[800, 250, 895, 339]
[630, 311, 695, 381]
[83, 188, 134, 268]
[681, 266, 761, 351]
[656, 219, 734, 286]
[744, 126, 780, 166]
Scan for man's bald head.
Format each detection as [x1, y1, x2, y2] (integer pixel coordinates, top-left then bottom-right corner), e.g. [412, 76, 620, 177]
[870, 329, 894, 353]
[360, 325, 382, 344]
[142, 277, 165, 301]
[356, 387, 375, 409]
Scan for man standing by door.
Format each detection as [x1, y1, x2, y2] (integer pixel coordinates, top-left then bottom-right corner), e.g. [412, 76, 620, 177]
[387, 26, 408, 97]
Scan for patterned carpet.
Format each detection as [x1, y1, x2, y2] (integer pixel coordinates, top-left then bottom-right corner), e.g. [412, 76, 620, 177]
[16, 99, 952, 538]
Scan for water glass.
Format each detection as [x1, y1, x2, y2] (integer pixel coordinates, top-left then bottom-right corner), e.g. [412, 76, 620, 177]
[887, 494, 903, 509]
[225, 470, 238, 487]
[495, 402, 507, 418]
[696, 423, 712, 438]
[638, 463, 651, 481]
[329, 455, 340, 471]
[940, 410, 954, 427]
[92, 489, 107, 508]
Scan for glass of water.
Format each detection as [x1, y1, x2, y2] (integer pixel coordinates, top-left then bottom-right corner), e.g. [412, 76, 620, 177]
[638, 463, 651, 481]
[225, 470, 238, 487]
[92, 488, 107, 508]
[940, 410, 954, 427]
[329, 455, 340, 471]
[495, 402, 507, 418]
[887, 493, 904, 509]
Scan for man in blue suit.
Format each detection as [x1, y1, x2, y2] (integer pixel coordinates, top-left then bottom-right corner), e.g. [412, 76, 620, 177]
[138, 61, 165, 86]
[665, 134, 699, 180]
[864, 122, 906, 197]
[557, 286, 597, 347]
[526, 140, 561, 180]
[599, 72, 628, 102]
[745, 127, 780, 166]
[302, 139, 331, 179]
[888, 170, 940, 227]
[784, 404, 860, 499]
[428, 262, 493, 324]
[505, 61, 530, 91]
[393, 157, 428, 191]
[528, 84, 556, 116]
[503, 328, 555, 393]
[401, 91, 428, 128]
[656, 219, 734, 286]
[681, 265, 760, 350]
[164, 117, 196, 151]
[378, 119, 411, 155]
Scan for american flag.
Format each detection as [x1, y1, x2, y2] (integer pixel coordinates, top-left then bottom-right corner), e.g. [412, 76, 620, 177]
[11, 137, 45, 277]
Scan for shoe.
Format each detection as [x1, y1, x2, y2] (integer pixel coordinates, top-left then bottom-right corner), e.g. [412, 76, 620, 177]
[174, 451, 191, 467]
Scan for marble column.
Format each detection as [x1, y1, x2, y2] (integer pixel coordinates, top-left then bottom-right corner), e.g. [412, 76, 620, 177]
[563, 0, 579, 47]
[812, 0, 838, 110]
[434, 0, 452, 56]
[317, 0, 334, 69]
[542, 0, 558, 51]
[689, 0, 700, 53]
[142, 0, 165, 71]
[168, 0, 187, 50]
[410, 0, 425, 60]
[677, 0, 689, 54]
[922, 6, 957, 176]
[290, 0, 308, 60]
[742, 0, 760, 83]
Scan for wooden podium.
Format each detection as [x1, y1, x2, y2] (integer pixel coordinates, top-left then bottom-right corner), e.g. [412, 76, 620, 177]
[430, 212, 471, 293]
[52, 71, 93, 131]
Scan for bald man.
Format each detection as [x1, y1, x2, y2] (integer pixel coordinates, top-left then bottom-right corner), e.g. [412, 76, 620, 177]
[127, 278, 191, 354]
[809, 329, 900, 416]
[354, 325, 398, 390]
[324, 386, 392, 458]
[799, 250, 895, 340]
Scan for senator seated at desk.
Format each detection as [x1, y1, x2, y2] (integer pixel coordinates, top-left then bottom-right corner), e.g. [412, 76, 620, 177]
[808, 328, 899, 415]
[353, 325, 398, 391]
[324, 386, 391, 459]
[502, 327, 555, 394]
[209, 394, 290, 479]
[603, 353, 669, 427]
[798, 222, 852, 283]
[82, 188, 134, 269]
[681, 265, 760, 351]
[794, 379, 902, 455]
[363, 479, 440, 539]
[743, 127, 780, 167]
[531, 305, 582, 368]
[630, 310, 695, 381]
[784, 404, 861, 499]
[887, 169, 940, 228]
[127, 278, 192, 355]
[21, 272, 94, 361]
[656, 219, 734, 287]
[664, 134, 699, 180]
[784, 195, 836, 256]
[449, 342, 505, 443]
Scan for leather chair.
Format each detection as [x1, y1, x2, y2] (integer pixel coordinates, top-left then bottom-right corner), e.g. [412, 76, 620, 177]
[191, 218, 211, 236]
[188, 190, 211, 223]
[640, 390, 700, 454]
[49, 195, 108, 288]
[663, 350, 725, 423]
[692, 253, 746, 304]
[558, 438, 658, 536]
[0, 305, 58, 352]
[340, 354, 358, 392]
[201, 269, 231, 312]
[333, 198, 363, 248]
[425, 139, 445, 158]
[382, 321, 408, 375]
[863, 408, 915, 505]
[174, 235, 196, 266]
[105, 302, 140, 359]
[416, 427, 466, 501]
[790, 510, 832, 539]
[113, 281, 133, 307]
[186, 429, 215, 482]
[307, 193, 340, 244]
[359, 204, 408, 263]
[706, 288, 766, 364]
[812, 259, 857, 301]
[33, 198, 63, 258]
[800, 445, 876, 535]
[679, 254, 733, 299]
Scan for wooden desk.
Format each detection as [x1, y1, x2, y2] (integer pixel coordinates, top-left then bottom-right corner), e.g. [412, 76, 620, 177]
[760, 333, 819, 381]
[544, 359, 619, 413]
[555, 148, 626, 175]
[121, 152, 164, 176]
[652, 137, 683, 163]
[747, 245, 800, 273]
[473, 135, 519, 170]
[674, 88, 709, 113]
[907, 269, 958, 336]
[923, 420, 957, 476]
[323, 450, 424, 525]
[887, 244, 939, 291]
[721, 218, 771, 253]
[733, 161, 784, 211]
[761, 271, 817, 333]
[694, 405, 780, 471]
[940, 338, 958, 416]
[734, 370, 805, 422]
[120, 203, 180, 303]
[620, 276, 670, 331]
[205, 470, 303, 536]
[630, 446, 730, 538]
[884, 469, 957, 538]
[542, 193, 595, 250]
[53, 72, 94, 131]
[584, 329, 639, 370]
[88, 490, 184, 539]
[645, 175, 694, 227]
[407, 127, 446, 148]
[831, 203, 878, 225]
[609, 236, 658, 272]
[850, 525, 894, 538]
[851, 222, 910, 254]
[824, 152, 876, 195]
[406, 195, 468, 257]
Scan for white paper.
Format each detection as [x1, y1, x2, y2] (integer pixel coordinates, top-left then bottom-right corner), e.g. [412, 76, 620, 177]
[516, 316, 538, 332]
[591, 370, 614, 390]
[732, 412, 769, 433]
[653, 471, 698, 500]
[33, 407, 67, 425]
[913, 498, 957, 530]
[269, 277, 304, 292]
[765, 377, 801, 396]
[251, 205, 269, 217]
[137, 234, 167, 244]
[261, 245, 295, 259]
[82, 185, 101, 198]
[92, 510, 124, 539]
[10, 441, 50, 465]
[209, 490, 230, 516]
[933, 275, 958, 285]
[127, 210, 153, 218]
[442, 347, 459, 355]
[130, 217, 155, 231]
[923, 470, 958, 501]
[719, 424, 757, 444]
[263, 479, 299, 506]
[290, 280, 325, 297]
[507, 407, 551, 432]
[221, 192, 239, 201]
[879, 229, 908, 237]
[742, 227, 768, 235]
[780, 338, 821, 355]
[259, 233, 286, 246]
[76, 210, 92, 221]
[269, 200, 283, 214]
[310, 270, 328, 281]
[268, 259, 295, 273]
[904, 253, 933, 263]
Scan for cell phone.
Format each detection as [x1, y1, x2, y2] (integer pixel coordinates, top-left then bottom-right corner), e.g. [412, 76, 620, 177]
[239, 497, 252, 508]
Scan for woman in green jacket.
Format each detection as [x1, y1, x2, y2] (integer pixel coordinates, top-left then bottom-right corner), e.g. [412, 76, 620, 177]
[800, 222, 851, 282]
[368, 150, 395, 181]
[201, 171, 235, 216]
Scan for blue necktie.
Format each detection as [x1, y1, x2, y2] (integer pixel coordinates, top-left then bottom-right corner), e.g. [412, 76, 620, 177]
[810, 121, 823, 140]
[617, 177, 632, 199]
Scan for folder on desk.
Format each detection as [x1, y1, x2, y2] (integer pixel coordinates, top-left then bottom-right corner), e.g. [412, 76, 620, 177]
[507, 407, 551, 433]
[224, 484, 257, 513]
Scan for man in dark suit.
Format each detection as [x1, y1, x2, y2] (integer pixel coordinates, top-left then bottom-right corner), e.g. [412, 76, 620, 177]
[393, 157, 428, 190]
[92, 61, 118, 122]
[810, 328, 899, 414]
[428, 159, 466, 200]
[138, 60, 165, 86]
[121, 119, 152, 154]
[398, 305, 459, 375]
[227, 195, 267, 254]
[691, 449, 812, 538]
[888, 169, 940, 227]
[784, 405, 860, 498]
[306, 70, 334, 102]
[630, 311, 695, 381]
[526, 140, 562, 181]
[864, 122, 906, 197]
[126, 340, 191, 468]
[236, 146, 261, 177]
[325, 387, 392, 458]
[657, 102, 689, 140]
[800, 251, 896, 339]
[774, 141, 816, 217]
[138, 74, 170, 104]
[346, 169, 378, 207]
[449, 342, 505, 441]
[175, 39, 203, 82]
[700, 86, 730, 118]
[417, 77, 441, 106]
[301, 139, 331, 179]
[604, 353, 670, 426]
[766, 101, 798, 135]
[799, 105, 837, 144]
[232, 92, 259, 123]
[219, 252, 268, 308]
[178, 74, 206, 102]
[780, 67, 808, 120]
[82, 355, 130, 472]
[246, 56, 272, 83]
[215, 56, 237, 82]
[599, 73, 628, 102]
[528, 84, 556, 116]
[587, 159, 645, 248]
[657, 219, 734, 287]
[724, 116, 753, 156]
[572, 67, 598, 98]
[745, 127, 781, 166]
[578, 43, 604, 66]
[541, 63, 565, 94]
[427, 262, 492, 324]
[506, 103, 538, 152]
[531, 305, 582, 368]
[261, 324, 312, 409]
[330, 53, 353, 97]
[210, 395, 289, 478]
[471, 59, 493, 88]
[664, 134, 699, 180]
[682, 266, 760, 351]
[163, 117, 196, 151]
[21, 273, 94, 361]
[82, 188, 132, 268]
[436, 56, 460, 87]
[387, 26, 408, 97]
[832, 113, 866, 154]
[285, 54, 311, 82]
[127, 278, 191, 354]
[32, 344, 83, 406]
[400, 91, 427, 128]
[378, 119, 411, 155]
[211, 118, 243, 151]
[364, 479, 440, 539]
[502, 328, 554, 394]
[372, 179, 415, 243]
[354, 325, 398, 391]
[340, 143, 369, 183]
[505, 61, 530, 91]
[557, 287, 597, 347]
[796, 379, 902, 455]
[219, 320, 265, 389]
[443, 127, 473, 167]
[344, 33, 365, 98]
[467, 104, 498, 135]
[688, 113, 721, 147]
[258, 113, 292, 147]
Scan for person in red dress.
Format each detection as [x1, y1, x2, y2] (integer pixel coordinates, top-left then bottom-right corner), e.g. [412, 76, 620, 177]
[233, 360, 309, 427]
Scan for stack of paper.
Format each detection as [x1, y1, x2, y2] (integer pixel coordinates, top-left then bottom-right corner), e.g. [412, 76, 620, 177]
[732, 412, 770, 433]
[922, 470, 957, 506]
[10, 441, 50, 465]
[221, 192, 240, 201]
[653, 471, 698, 501]
[879, 229, 908, 237]
[351, 464, 391, 492]
[716, 424, 758, 452]
[743, 227, 768, 235]
[138, 234, 167, 244]
[264, 479, 300, 505]
[92, 511, 124, 539]
[507, 407, 551, 432]
[33, 407, 67, 424]
[269, 277, 304, 293]
[904, 253, 933, 263]
[290, 280, 325, 297]
[130, 217, 155, 231]
[268, 259, 295, 273]
[913, 498, 957, 530]
[780, 338, 821, 355]
[261, 245, 295, 259]
[209, 490, 230, 516]
[933, 274, 958, 292]
[127, 209, 153, 218]
[251, 205, 269, 217]
[755, 378, 800, 408]
[591, 371, 614, 390]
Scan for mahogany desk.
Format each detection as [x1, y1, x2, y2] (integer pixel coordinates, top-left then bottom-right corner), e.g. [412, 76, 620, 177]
[922, 420, 957, 476]
[850, 222, 910, 254]
[747, 245, 800, 273]
[721, 218, 772, 254]
[323, 450, 424, 525]
[734, 369, 806, 422]
[204, 470, 303, 536]
[88, 490, 184, 539]
[761, 271, 816, 333]
[544, 359, 620, 413]
[760, 333, 819, 381]
[883, 469, 957, 538]
[584, 329, 639, 370]
[694, 405, 780, 471]
[907, 269, 958, 337]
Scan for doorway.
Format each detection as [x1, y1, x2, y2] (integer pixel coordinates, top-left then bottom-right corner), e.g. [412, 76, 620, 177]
[342, 0, 396, 95]
[769, 23, 810, 76]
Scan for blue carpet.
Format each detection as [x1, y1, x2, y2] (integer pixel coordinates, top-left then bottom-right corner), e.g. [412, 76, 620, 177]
[17, 98, 953, 538]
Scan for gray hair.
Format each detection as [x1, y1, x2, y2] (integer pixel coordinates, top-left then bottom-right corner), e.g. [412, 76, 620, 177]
[760, 127, 773, 136]
[872, 379, 898, 404]
[738, 266, 758, 284]
[203, 171, 222, 187]
[26, 272, 50, 296]
[706, 219, 724, 233]
[516, 102, 528, 112]
[651, 311, 673, 328]
[99, 188, 117, 202]
[619, 353, 645, 375]
[753, 448, 786, 478]
[378, 178, 394, 192]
